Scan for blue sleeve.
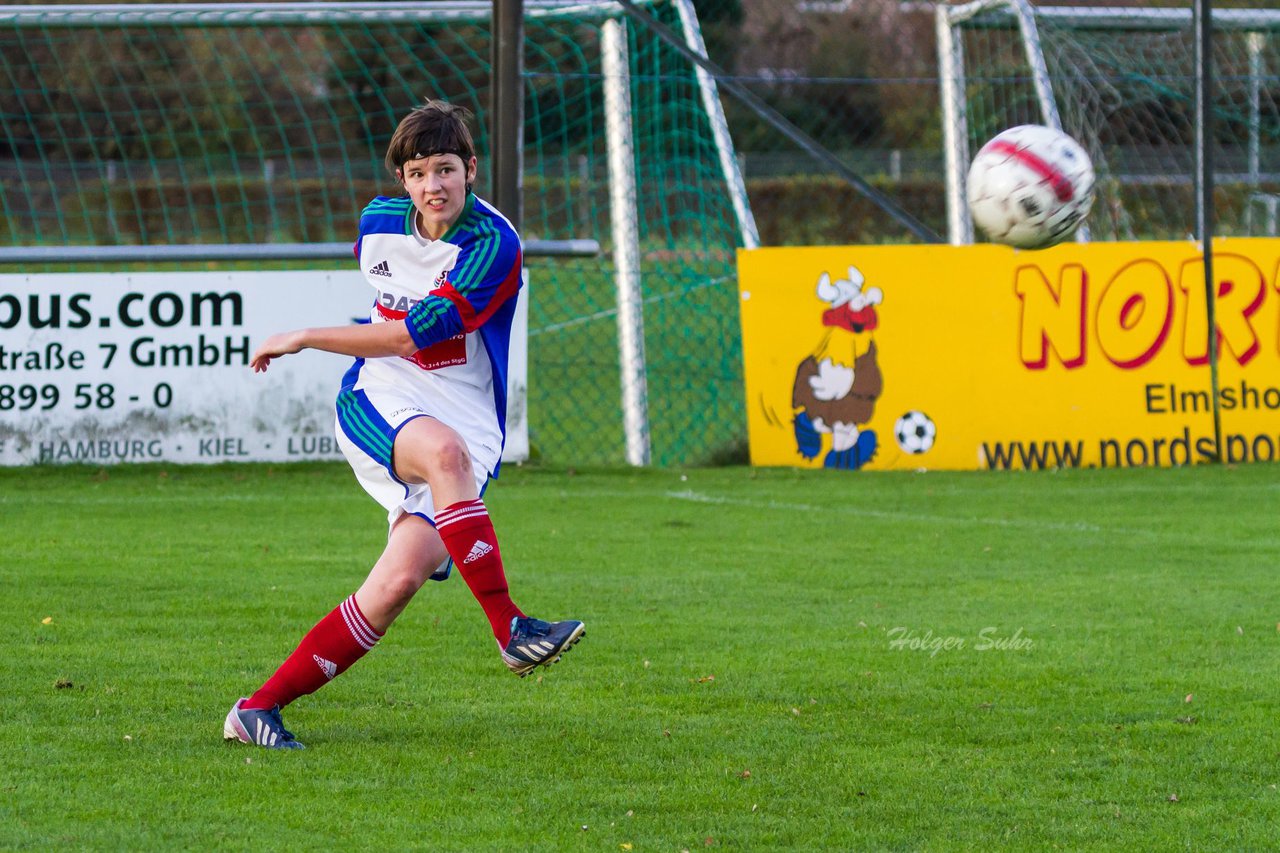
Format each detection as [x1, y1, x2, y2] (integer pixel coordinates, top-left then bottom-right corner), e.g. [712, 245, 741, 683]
[404, 218, 523, 350]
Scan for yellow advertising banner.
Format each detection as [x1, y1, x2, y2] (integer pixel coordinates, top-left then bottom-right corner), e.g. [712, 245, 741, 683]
[738, 239, 1280, 471]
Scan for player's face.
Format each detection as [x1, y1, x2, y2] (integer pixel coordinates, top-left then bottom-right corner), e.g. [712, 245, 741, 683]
[398, 153, 477, 240]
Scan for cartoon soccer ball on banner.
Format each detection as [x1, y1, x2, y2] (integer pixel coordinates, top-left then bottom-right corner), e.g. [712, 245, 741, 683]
[894, 411, 936, 455]
[966, 125, 1094, 250]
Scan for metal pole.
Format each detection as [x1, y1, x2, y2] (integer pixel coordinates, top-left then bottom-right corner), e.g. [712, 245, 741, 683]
[1010, 0, 1061, 130]
[602, 17, 650, 466]
[936, 2, 971, 245]
[1247, 30, 1263, 229]
[0, 239, 600, 264]
[671, 0, 759, 249]
[491, 0, 523, 229]
[1194, 0, 1223, 462]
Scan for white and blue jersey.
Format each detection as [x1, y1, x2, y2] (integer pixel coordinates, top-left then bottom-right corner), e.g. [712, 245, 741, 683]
[334, 193, 523, 524]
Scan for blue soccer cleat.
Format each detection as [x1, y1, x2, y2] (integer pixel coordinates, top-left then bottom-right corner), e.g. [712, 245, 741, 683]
[501, 617, 585, 677]
[429, 558, 452, 582]
[223, 698, 306, 749]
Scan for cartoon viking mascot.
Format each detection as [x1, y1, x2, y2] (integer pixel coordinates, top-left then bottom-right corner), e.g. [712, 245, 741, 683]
[792, 266, 882, 469]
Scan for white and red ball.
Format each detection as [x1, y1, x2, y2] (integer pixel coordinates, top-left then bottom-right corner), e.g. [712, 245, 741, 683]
[966, 125, 1094, 250]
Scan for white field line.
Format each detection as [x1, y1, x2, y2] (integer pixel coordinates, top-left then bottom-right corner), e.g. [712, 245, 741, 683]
[662, 489, 1107, 534]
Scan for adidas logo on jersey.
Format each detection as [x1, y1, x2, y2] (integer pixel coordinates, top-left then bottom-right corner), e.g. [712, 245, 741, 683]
[369, 260, 392, 277]
[463, 540, 493, 564]
[313, 654, 338, 679]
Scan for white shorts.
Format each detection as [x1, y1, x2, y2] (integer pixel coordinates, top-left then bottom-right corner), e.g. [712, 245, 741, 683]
[334, 358, 496, 528]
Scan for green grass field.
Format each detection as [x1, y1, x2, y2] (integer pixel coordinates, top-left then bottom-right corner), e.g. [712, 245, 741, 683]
[3, 461, 1279, 849]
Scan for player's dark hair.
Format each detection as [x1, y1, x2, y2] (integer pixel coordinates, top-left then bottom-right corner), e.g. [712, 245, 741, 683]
[385, 99, 476, 186]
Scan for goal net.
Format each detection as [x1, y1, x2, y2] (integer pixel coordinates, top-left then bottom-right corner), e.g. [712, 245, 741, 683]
[938, 1, 1280, 243]
[0, 0, 755, 466]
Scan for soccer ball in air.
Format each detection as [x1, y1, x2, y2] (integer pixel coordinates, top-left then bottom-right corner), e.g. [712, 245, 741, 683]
[966, 125, 1094, 249]
[894, 411, 936, 455]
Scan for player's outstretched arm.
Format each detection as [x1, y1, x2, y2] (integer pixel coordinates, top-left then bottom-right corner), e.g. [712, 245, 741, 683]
[250, 321, 417, 373]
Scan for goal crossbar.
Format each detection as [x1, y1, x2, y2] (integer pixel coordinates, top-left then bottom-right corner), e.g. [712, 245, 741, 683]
[0, 2, 636, 27]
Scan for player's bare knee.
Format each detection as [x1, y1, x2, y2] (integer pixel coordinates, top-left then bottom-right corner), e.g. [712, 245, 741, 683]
[377, 570, 426, 609]
[427, 433, 473, 482]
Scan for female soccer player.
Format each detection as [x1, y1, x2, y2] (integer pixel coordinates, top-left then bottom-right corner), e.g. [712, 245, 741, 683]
[223, 100, 584, 750]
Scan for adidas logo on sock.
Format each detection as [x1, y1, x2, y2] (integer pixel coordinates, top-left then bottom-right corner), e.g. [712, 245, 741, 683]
[463, 540, 493, 564]
[313, 654, 338, 679]
[368, 260, 392, 277]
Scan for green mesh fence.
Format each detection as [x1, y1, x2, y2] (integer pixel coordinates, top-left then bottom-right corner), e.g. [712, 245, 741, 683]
[0, 1, 749, 466]
[949, 3, 1280, 242]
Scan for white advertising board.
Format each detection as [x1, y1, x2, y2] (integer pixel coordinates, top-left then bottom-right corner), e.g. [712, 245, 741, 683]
[0, 270, 528, 466]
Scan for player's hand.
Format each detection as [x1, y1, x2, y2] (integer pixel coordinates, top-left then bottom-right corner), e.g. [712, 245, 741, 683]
[250, 331, 306, 373]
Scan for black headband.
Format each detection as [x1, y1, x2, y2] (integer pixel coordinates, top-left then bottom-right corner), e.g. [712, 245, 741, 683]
[410, 148, 466, 161]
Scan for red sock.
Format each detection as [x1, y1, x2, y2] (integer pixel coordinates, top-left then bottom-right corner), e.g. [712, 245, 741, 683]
[243, 594, 383, 710]
[436, 498, 523, 645]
